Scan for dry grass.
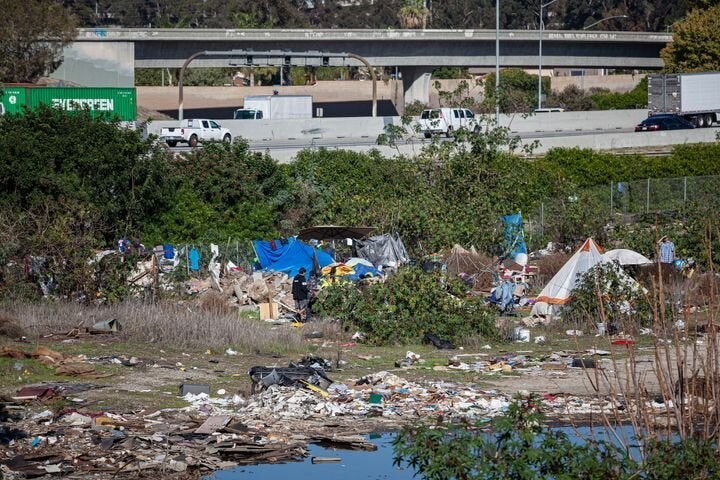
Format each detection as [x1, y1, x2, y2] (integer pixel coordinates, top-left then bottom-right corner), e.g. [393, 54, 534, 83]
[444, 248, 496, 290]
[0, 310, 24, 338]
[582, 263, 720, 450]
[304, 318, 347, 342]
[4, 301, 305, 353]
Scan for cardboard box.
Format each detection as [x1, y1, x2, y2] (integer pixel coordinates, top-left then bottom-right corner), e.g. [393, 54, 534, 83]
[259, 302, 279, 320]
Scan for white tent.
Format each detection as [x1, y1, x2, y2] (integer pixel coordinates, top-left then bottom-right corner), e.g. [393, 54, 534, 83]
[602, 249, 652, 266]
[531, 238, 604, 317]
[532, 239, 647, 317]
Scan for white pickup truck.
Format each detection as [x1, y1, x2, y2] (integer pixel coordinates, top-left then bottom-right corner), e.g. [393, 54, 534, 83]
[160, 119, 232, 147]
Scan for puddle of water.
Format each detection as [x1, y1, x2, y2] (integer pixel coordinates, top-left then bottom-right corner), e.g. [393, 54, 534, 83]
[207, 424, 655, 479]
[206, 433, 415, 480]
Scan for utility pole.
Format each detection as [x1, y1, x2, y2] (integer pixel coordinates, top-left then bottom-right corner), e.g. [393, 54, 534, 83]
[537, 0, 559, 111]
[495, 0, 500, 123]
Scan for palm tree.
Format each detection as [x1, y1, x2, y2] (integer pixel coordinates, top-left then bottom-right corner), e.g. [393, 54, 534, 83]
[398, 0, 429, 29]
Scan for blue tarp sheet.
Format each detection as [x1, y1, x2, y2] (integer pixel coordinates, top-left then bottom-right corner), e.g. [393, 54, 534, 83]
[253, 238, 334, 278]
[502, 212, 527, 259]
[345, 264, 382, 282]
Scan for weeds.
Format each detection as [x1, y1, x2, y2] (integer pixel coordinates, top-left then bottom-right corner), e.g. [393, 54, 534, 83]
[2, 301, 304, 354]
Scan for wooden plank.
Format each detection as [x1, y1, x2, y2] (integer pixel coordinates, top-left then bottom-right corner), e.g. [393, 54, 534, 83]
[194, 415, 231, 434]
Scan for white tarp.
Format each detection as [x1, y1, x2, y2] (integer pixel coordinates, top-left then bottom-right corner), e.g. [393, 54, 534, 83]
[602, 249, 652, 266]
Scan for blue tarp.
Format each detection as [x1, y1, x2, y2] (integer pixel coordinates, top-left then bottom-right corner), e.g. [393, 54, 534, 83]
[253, 238, 334, 278]
[345, 264, 382, 282]
[501, 212, 527, 259]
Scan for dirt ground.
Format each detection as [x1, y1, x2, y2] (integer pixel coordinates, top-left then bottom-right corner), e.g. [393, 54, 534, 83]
[0, 322, 663, 411]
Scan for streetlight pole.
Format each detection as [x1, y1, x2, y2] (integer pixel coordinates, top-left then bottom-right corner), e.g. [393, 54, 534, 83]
[495, 0, 500, 123]
[537, 0, 559, 112]
[582, 14, 628, 30]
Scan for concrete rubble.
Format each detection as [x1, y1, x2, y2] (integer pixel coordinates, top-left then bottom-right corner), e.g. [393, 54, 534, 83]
[187, 270, 296, 318]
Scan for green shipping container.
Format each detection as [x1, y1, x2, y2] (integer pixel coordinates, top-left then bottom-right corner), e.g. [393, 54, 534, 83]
[0, 87, 27, 116]
[0, 87, 136, 121]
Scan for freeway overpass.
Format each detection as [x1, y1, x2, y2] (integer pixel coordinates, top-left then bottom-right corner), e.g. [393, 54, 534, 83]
[58, 28, 671, 107]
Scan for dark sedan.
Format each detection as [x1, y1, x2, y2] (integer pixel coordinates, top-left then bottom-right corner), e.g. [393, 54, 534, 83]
[635, 115, 695, 132]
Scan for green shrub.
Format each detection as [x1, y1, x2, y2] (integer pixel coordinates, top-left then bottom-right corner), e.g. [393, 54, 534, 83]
[394, 394, 720, 480]
[590, 76, 648, 110]
[314, 267, 497, 345]
[561, 262, 651, 327]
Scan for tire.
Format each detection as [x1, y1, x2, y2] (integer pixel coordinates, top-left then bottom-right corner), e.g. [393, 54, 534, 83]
[424, 132, 431, 139]
[166, 140, 177, 147]
[223, 133, 232, 143]
[705, 114, 714, 127]
[473, 125, 481, 135]
[189, 134, 198, 148]
[695, 116, 705, 128]
[446, 126, 454, 138]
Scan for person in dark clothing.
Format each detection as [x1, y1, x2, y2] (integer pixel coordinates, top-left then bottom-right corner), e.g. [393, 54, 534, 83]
[292, 267, 309, 322]
[306, 271, 319, 321]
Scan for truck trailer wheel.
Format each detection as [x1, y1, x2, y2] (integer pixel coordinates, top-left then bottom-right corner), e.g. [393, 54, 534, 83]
[189, 135, 198, 148]
[223, 133, 232, 143]
[705, 114, 715, 127]
[166, 141, 177, 147]
[695, 115, 706, 128]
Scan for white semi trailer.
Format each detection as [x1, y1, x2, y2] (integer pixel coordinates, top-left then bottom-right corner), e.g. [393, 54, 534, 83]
[648, 72, 720, 127]
[234, 95, 313, 120]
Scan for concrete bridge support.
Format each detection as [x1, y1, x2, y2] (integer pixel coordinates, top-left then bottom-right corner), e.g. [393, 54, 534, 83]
[401, 66, 433, 112]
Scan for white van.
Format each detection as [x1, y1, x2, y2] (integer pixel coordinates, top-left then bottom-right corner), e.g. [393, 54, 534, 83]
[419, 108, 481, 138]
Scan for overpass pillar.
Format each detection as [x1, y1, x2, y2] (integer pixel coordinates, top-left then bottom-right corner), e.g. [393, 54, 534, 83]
[401, 67, 433, 112]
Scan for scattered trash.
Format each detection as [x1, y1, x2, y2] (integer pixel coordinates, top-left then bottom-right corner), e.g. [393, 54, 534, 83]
[513, 327, 530, 343]
[351, 331, 366, 341]
[225, 348, 238, 356]
[423, 333, 455, 349]
[571, 358, 596, 369]
[179, 384, 210, 396]
[566, 330, 583, 336]
[368, 393, 383, 404]
[534, 335, 546, 344]
[395, 351, 422, 368]
[312, 457, 342, 464]
[249, 356, 333, 394]
[90, 318, 122, 333]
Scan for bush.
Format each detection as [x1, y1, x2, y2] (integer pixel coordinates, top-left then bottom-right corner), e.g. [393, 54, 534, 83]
[561, 262, 651, 327]
[314, 267, 497, 345]
[482, 69, 550, 113]
[590, 77, 648, 110]
[394, 394, 720, 480]
[547, 84, 593, 111]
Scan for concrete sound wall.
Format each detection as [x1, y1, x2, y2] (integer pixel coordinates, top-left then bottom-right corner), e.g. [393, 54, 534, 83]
[256, 127, 720, 163]
[146, 116, 399, 142]
[146, 109, 650, 142]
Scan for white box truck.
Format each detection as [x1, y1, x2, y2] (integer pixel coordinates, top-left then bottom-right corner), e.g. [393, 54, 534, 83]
[648, 72, 720, 127]
[235, 95, 313, 120]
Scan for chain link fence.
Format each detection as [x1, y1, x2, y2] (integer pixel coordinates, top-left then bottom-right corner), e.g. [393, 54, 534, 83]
[525, 175, 720, 247]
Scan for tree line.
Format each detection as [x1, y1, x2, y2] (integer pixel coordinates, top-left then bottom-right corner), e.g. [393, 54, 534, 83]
[59, 0, 718, 31]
